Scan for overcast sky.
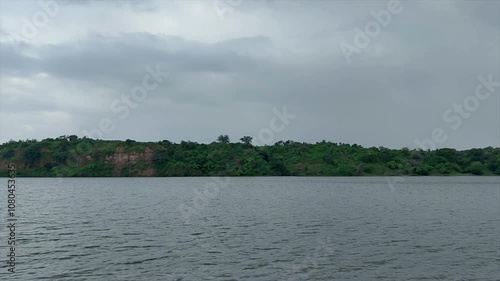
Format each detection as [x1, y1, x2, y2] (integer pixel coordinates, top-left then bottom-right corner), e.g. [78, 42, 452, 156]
[0, 0, 498, 149]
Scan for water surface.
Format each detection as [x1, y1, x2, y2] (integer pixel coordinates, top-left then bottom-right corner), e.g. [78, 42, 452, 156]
[1, 177, 499, 280]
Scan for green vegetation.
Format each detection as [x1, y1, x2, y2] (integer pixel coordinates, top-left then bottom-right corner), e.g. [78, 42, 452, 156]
[0, 136, 499, 177]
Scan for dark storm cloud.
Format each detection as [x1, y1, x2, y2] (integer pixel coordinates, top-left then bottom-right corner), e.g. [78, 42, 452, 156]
[0, 33, 273, 83]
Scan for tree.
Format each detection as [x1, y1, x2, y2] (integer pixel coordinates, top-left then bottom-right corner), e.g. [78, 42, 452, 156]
[52, 141, 69, 164]
[337, 163, 355, 176]
[152, 148, 169, 165]
[217, 135, 230, 144]
[44, 162, 58, 171]
[240, 136, 253, 147]
[270, 159, 290, 176]
[1, 135, 499, 177]
[52, 150, 68, 164]
[1, 148, 15, 159]
[413, 164, 431, 176]
[22, 143, 41, 168]
[469, 161, 483, 175]
[180, 141, 197, 150]
[436, 163, 452, 174]
[386, 161, 400, 169]
[435, 148, 457, 161]
[487, 156, 500, 174]
[360, 151, 378, 163]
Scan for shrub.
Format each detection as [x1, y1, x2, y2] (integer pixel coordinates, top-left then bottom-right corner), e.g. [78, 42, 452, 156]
[469, 161, 484, 175]
[22, 144, 41, 168]
[386, 161, 399, 169]
[152, 149, 169, 165]
[1, 148, 15, 159]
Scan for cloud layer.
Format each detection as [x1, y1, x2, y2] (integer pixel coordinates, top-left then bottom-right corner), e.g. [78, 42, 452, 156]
[0, 0, 498, 149]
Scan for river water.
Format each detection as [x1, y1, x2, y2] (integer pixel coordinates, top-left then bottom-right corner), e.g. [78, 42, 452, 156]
[1, 177, 498, 280]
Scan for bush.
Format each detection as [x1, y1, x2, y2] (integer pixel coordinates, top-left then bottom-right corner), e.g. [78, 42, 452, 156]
[1, 148, 15, 159]
[436, 163, 451, 174]
[52, 151, 68, 164]
[386, 161, 399, 169]
[22, 144, 41, 168]
[469, 161, 483, 175]
[363, 164, 373, 174]
[152, 149, 169, 165]
[413, 165, 431, 175]
[336, 163, 355, 176]
[44, 162, 58, 171]
[360, 152, 378, 163]
[271, 160, 290, 176]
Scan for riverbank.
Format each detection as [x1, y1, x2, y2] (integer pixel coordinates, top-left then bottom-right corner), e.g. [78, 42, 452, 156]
[1, 136, 498, 177]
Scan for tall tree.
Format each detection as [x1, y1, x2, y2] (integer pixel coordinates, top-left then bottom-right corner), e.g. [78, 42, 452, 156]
[217, 135, 230, 144]
[240, 136, 253, 147]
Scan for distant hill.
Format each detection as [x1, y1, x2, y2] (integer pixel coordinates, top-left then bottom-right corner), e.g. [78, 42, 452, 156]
[0, 135, 499, 177]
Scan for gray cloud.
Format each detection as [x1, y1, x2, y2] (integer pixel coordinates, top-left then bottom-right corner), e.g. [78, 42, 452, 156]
[0, 0, 498, 149]
[1, 33, 274, 82]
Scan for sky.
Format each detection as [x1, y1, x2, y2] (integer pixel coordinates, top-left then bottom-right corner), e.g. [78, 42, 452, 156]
[0, 0, 498, 149]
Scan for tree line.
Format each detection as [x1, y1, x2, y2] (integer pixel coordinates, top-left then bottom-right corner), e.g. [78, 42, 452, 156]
[0, 135, 498, 177]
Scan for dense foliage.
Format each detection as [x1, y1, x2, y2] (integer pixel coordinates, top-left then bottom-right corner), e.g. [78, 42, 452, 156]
[0, 135, 499, 177]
